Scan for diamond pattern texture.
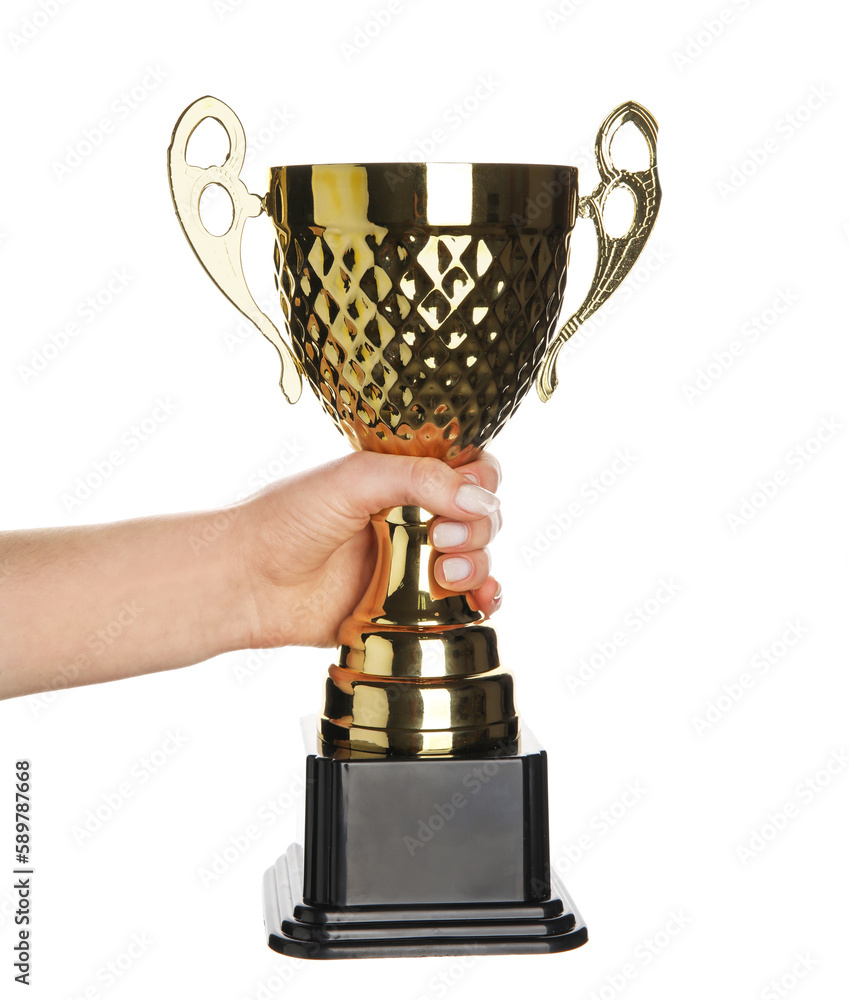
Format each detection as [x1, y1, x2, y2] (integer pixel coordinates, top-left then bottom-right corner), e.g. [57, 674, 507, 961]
[274, 225, 570, 465]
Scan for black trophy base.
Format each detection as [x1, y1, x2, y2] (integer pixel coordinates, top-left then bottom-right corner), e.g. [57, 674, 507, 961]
[264, 843, 587, 959]
[262, 730, 588, 959]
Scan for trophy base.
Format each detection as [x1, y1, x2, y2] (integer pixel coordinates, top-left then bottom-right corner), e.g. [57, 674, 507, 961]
[263, 844, 587, 959]
[262, 728, 588, 959]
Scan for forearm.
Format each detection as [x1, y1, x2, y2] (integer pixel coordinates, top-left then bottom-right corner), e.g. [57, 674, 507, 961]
[0, 508, 253, 699]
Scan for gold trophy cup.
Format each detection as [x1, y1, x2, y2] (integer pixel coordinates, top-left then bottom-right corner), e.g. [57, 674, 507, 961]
[168, 96, 660, 958]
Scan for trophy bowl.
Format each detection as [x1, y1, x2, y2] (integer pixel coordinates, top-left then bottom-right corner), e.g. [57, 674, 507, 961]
[167, 95, 660, 958]
[269, 160, 576, 466]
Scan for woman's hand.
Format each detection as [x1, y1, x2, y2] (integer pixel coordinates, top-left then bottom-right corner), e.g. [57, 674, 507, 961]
[235, 451, 503, 648]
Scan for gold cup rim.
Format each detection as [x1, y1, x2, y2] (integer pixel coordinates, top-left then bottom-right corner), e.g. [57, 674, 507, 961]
[266, 161, 579, 171]
[267, 162, 579, 228]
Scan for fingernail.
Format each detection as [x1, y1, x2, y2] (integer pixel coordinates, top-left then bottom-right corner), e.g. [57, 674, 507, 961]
[493, 583, 503, 603]
[433, 521, 470, 549]
[455, 483, 500, 516]
[441, 556, 472, 583]
[462, 472, 479, 485]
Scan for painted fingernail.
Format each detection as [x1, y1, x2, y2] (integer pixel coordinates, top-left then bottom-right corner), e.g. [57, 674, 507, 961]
[455, 483, 500, 516]
[462, 472, 479, 484]
[433, 521, 470, 549]
[493, 583, 503, 605]
[441, 556, 472, 583]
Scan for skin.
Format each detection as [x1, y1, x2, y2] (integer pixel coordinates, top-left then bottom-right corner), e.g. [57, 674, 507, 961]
[0, 452, 502, 700]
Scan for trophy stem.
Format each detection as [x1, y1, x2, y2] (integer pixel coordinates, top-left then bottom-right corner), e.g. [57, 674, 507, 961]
[319, 505, 519, 757]
[343, 505, 485, 632]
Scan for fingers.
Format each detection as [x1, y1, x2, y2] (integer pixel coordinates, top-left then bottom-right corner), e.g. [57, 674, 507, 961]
[429, 463, 502, 602]
[432, 532, 502, 609]
[428, 453, 501, 596]
[468, 576, 503, 618]
[303, 451, 505, 611]
[454, 452, 502, 495]
[430, 506, 502, 552]
[435, 545, 491, 587]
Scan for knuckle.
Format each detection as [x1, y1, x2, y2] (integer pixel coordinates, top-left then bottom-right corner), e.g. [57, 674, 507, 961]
[409, 456, 449, 497]
[477, 450, 501, 488]
[489, 511, 502, 542]
[484, 451, 502, 488]
[343, 450, 373, 476]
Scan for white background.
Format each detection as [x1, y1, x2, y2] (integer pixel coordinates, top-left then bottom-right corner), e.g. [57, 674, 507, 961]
[1, 0, 848, 997]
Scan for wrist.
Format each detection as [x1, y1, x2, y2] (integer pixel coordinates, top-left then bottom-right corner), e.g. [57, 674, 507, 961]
[184, 503, 260, 656]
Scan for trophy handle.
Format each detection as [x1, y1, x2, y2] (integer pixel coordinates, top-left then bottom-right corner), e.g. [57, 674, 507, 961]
[536, 101, 661, 403]
[167, 96, 303, 404]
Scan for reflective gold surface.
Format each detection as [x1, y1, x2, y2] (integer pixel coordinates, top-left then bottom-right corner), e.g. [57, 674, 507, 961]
[270, 161, 576, 465]
[319, 664, 518, 757]
[338, 506, 483, 633]
[167, 96, 661, 757]
[167, 96, 303, 403]
[323, 505, 517, 754]
[536, 102, 661, 401]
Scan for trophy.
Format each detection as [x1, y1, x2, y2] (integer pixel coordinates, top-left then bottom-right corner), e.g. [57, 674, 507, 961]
[167, 96, 660, 958]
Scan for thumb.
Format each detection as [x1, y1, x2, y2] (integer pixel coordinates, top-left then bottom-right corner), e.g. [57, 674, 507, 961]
[314, 451, 501, 528]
